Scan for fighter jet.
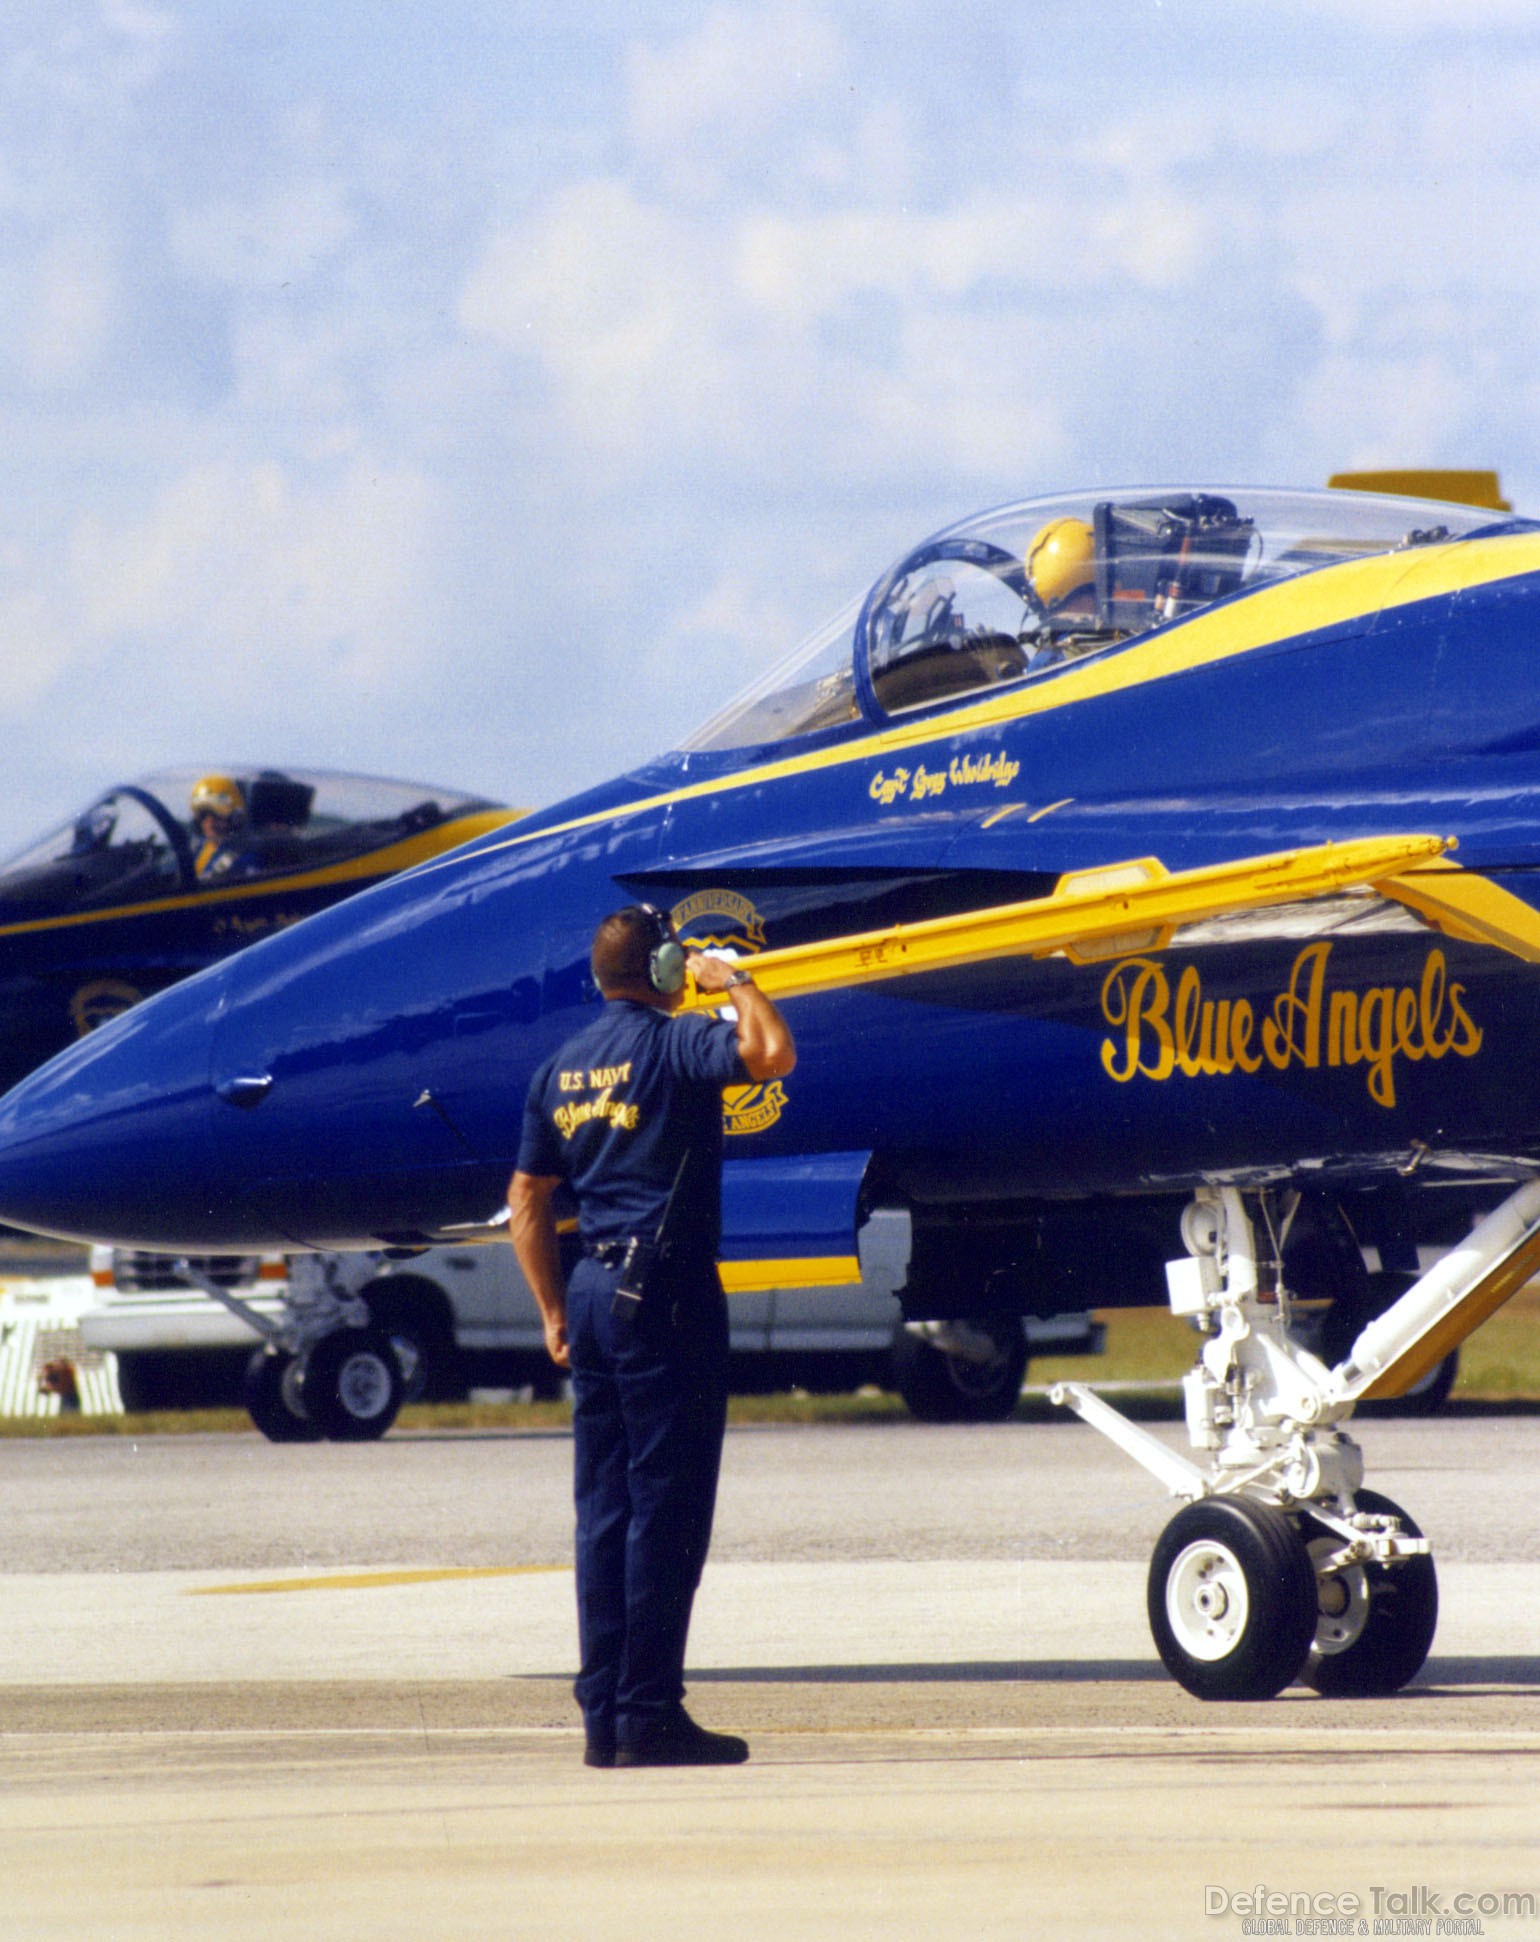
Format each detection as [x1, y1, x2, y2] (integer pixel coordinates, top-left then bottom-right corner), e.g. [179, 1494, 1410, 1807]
[0, 766, 522, 1099]
[3, 472, 1539, 1702]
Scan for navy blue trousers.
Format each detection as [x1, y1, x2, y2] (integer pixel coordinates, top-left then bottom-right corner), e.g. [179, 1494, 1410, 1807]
[565, 1253, 730, 1749]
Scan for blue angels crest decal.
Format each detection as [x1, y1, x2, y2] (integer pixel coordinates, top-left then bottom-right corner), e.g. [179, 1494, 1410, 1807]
[670, 889, 784, 1136]
[669, 888, 767, 956]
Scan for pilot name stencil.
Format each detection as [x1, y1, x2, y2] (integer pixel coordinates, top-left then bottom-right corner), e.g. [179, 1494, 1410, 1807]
[1099, 941, 1483, 1109]
[869, 751, 1022, 807]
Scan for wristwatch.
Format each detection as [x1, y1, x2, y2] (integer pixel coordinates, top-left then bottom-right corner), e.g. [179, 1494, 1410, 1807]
[724, 969, 754, 988]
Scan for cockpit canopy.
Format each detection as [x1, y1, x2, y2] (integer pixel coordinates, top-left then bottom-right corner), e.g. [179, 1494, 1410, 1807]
[685, 485, 1517, 753]
[0, 768, 500, 919]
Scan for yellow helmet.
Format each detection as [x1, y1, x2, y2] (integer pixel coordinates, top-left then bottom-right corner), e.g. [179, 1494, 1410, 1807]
[190, 773, 244, 823]
[1026, 516, 1096, 610]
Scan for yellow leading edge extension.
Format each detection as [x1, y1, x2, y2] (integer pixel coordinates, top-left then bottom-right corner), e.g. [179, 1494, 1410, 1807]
[681, 834, 1455, 1010]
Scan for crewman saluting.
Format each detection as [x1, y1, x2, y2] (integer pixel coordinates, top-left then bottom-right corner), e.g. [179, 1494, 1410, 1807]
[508, 904, 795, 1769]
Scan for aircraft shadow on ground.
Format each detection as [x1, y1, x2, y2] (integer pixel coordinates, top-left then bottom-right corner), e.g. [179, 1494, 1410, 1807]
[688, 1660, 1167, 1683]
[676, 1655, 1540, 1690]
[1417, 1656, 1540, 1690]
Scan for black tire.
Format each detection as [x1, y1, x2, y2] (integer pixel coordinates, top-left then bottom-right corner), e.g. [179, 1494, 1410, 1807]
[1303, 1489, 1438, 1697]
[115, 1350, 183, 1413]
[243, 1347, 324, 1443]
[358, 1276, 459, 1405]
[117, 1347, 247, 1412]
[1148, 1497, 1318, 1701]
[298, 1327, 404, 1441]
[890, 1317, 1028, 1423]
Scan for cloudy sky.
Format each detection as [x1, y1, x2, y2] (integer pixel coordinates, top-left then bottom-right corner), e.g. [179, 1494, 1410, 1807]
[1, 0, 1537, 855]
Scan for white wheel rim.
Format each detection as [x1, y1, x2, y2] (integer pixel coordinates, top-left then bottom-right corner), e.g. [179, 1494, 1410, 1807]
[338, 1351, 393, 1420]
[279, 1359, 309, 1418]
[1308, 1536, 1370, 1656]
[1165, 1538, 1251, 1661]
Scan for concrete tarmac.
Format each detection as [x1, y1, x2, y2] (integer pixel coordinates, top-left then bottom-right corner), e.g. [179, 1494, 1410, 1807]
[1, 1413, 1538, 1939]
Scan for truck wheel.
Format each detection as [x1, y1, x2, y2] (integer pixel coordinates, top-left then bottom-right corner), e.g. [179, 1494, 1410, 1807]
[115, 1351, 181, 1413]
[299, 1328, 404, 1441]
[1303, 1490, 1439, 1697]
[890, 1317, 1027, 1423]
[359, 1277, 459, 1404]
[243, 1348, 323, 1442]
[117, 1348, 246, 1412]
[1148, 1497, 1317, 1701]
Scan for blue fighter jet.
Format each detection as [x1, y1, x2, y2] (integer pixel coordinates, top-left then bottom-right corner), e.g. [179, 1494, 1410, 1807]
[4, 473, 1540, 1702]
[0, 766, 522, 1102]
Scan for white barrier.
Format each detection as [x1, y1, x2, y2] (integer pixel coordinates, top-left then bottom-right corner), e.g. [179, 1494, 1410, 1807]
[0, 1277, 123, 1416]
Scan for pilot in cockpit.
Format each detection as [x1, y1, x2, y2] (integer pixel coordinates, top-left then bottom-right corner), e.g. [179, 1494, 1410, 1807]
[1022, 516, 1099, 668]
[190, 773, 251, 882]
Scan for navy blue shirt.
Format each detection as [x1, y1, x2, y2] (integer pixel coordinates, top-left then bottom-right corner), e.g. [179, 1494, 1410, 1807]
[517, 1000, 750, 1253]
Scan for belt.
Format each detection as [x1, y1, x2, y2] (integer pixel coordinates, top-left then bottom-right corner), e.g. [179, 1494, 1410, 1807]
[583, 1237, 712, 1269]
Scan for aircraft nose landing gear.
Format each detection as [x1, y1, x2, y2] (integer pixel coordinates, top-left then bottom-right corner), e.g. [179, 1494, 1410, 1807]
[174, 1255, 406, 1442]
[1301, 1488, 1439, 1697]
[1055, 1177, 1540, 1701]
[1149, 1496, 1318, 1701]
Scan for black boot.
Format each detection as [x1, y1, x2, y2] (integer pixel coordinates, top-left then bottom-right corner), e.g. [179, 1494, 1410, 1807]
[614, 1707, 749, 1768]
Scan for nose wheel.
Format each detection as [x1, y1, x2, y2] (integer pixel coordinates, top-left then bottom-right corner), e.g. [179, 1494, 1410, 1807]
[1148, 1497, 1319, 1700]
[1302, 1490, 1439, 1696]
[1147, 1490, 1439, 1701]
[299, 1327, 405, 1441]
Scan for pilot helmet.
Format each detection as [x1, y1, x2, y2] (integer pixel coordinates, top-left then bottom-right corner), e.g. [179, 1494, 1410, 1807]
[190, 773, 245, 826]
[1025, 516, 1096, 611]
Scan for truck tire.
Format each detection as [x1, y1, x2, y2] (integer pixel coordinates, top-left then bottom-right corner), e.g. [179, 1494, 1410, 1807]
[890, 1317, 1027, 1423]
[116, 1348, 246, 1412]
[357, 1275, 459, 1404]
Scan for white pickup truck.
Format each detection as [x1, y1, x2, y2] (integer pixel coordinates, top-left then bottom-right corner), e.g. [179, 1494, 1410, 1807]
[81, 1210, 1104, 1432]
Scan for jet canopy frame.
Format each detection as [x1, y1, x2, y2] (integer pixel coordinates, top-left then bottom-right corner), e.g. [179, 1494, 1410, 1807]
[0, 768, 502, 918]
[685, 484, 1512, 753]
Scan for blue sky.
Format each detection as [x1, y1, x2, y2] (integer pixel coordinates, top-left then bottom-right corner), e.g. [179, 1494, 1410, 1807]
[2, 0, 1538, 853]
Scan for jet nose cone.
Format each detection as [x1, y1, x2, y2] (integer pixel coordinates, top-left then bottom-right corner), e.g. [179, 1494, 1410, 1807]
[0, 970, 231, 1248]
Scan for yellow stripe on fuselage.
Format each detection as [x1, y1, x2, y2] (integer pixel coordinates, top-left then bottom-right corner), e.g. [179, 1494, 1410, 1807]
[0, 809, 523, 942]
[718, 1255, 863, 1292]
[440, 530, 1540, 872]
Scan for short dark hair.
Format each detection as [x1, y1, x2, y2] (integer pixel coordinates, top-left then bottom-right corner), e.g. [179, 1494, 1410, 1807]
[590, 906, 664, 993]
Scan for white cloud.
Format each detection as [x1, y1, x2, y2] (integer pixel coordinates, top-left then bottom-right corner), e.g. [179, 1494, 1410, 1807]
[1294, 353, 1476, 472]
[0, 582, 73, 715]
[170, 181, 354, 291]
[736, 196, 1074, 318]
[2, 0, 178, 109]
[1288, 0, 1540, 25]
[10, 0, 1540, 860]
[23, 230, 117, 385]
[99, 0, 174, 44]
[44, 455, 440, 708]
[626, 1, 845, 158]
[459, 178, 743, 456]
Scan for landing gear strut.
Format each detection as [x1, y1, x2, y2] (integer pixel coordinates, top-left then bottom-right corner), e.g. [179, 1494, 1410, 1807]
[1053, 1177, 1540, 1701]
[174, 1255, 405, 1442]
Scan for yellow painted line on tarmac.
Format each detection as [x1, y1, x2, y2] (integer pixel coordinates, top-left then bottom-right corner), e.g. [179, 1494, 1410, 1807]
[190, 1564, 570, 1597]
